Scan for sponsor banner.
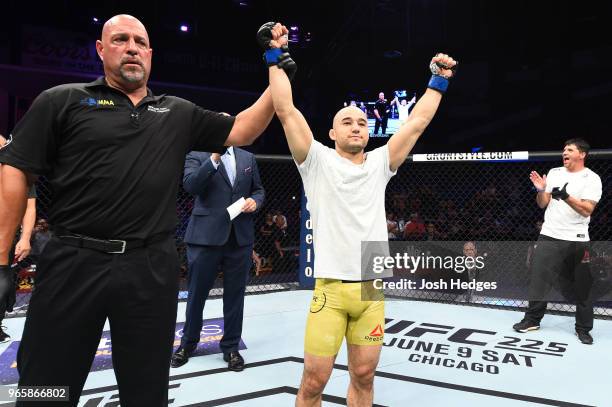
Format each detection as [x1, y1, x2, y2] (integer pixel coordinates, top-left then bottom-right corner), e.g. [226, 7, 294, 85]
[0, 318, 245, 385]
[298, 188, 315, 288]
[19, 25, 261, 86]
[21, 25, 103, 73]
[412, 151, 529, 162]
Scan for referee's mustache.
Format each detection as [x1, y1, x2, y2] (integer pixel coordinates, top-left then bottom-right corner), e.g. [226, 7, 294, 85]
[120, 57, 144, 68]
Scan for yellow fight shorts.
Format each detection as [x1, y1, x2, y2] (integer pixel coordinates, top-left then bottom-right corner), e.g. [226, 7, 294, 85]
[304, 278, 385, 356]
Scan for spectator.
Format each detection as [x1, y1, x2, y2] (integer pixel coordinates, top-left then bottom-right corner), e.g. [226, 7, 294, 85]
[386, 212, 399, 240]
[460, 241, 481, 303]
[424, 222, 442, 241]
[273, 215, 293, 271]
[403, 212, 425, 240]
[257, 213, 276, 263]
[272, 210, 288, 230]
[252, 250, 263, 276]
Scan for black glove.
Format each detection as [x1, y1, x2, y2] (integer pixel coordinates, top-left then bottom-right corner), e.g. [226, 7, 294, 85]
[431, 60, 459, 77]
[257, 22, 297, 81]
[256, 22, 276, 50]
[277, 49, 297, 81]
[551, 182, 569, 200]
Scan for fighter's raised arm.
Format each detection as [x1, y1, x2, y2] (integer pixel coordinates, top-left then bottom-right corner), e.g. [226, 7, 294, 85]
[258, 22, 313, 164]
[387, 53, 457, 171]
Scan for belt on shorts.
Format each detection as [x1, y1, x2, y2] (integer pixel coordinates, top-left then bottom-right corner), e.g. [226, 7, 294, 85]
[54, 227, 170, 254]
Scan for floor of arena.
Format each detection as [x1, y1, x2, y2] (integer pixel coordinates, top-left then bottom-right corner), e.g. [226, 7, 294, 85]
[1, 290, 611, 406]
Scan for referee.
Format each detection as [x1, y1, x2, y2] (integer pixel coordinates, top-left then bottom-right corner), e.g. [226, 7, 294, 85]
[0, 15, 281, 406]
[513, 138, 602, 344]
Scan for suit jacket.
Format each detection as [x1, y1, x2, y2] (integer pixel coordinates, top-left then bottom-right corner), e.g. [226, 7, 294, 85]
[183, 148, 264, 247]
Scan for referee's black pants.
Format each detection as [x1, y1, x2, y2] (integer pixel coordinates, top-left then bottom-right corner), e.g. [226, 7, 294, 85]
[524, 235, 594, 332]
[16, 235, 179, 406]
[373, 116, 388, 135]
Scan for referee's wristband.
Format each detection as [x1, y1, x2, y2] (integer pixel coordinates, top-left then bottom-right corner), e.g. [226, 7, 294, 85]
[428, 75, 449, 94]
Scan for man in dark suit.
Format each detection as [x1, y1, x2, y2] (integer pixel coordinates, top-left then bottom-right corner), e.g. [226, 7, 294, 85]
[171, 146, 264, 370]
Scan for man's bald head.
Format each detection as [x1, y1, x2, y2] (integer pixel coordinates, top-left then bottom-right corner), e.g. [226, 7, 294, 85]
[96, 14, 152, 92]
[329, 106, 369, 154]
[332, 106, 367, 128]
[101, 15, 149, 43]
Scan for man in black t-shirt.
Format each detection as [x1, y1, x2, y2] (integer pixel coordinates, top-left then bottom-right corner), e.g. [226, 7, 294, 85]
[373, 92, 390, 135]
[0, 15, 284, 405]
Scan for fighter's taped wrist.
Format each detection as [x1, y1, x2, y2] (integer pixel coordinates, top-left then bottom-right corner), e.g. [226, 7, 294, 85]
[428, 75, 449, 94]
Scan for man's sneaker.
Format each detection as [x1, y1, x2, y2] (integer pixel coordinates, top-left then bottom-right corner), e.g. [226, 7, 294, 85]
[512, 319, 540, 333]
[0, 326, 10, 343]
[576, 330, 593, 345]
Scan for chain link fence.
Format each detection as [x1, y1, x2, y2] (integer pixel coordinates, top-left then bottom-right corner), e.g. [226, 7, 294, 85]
[7, 150, 612, 318]
[176, 155, 303, 298]
[380, 151, 611, 318]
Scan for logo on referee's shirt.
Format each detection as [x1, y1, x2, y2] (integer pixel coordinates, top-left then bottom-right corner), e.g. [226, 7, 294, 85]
[79, 98, 115, 107]
[147, 106, 171, 113]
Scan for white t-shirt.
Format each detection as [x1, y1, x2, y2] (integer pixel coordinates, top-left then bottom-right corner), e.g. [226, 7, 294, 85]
[297, 140, 396, 280]
[397, 104, 410, 122]
[540, 167, 602, 241]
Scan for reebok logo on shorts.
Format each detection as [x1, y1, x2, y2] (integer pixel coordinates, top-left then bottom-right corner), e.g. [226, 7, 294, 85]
[369, 324, 383, 337]
[364, 324, 384, 342]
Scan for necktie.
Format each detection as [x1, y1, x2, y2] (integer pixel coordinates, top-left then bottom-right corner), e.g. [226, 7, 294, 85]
[222, 149, 236, 186]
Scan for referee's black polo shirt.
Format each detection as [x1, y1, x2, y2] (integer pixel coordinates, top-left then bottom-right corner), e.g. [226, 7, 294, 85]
[0, 77, 234, 240]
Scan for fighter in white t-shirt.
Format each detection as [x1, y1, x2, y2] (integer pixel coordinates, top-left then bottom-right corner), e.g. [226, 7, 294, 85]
[391, 95, 417, 124]
[513, 139, 602, 345]
[261, 22, 458, 406]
